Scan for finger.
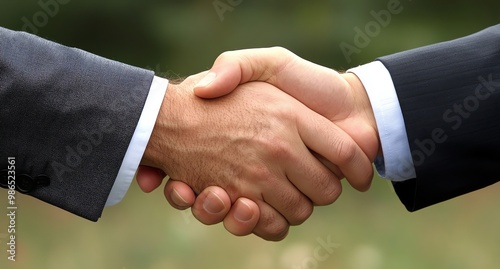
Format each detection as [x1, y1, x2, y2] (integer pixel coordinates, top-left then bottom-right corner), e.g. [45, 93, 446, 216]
[237, 149, 314, 225]
[222, 198, 260, 237]
[164, 179, 196, 210]
[136, 165, 166, 193]
[312, 151, 345, 179]
[251, 200, 290, 241]
[285, 147, 343, 206]
[259, 177, 314, 226]
[297, 109, 374, 191]
[191, 187, 232, 225]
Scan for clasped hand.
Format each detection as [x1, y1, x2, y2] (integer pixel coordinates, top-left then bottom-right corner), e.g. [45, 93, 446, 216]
[137, 47, 380, 241]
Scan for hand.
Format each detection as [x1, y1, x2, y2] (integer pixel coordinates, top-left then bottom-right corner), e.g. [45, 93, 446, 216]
[152, 47, 381, 234]
[137, 165, 260, 236]
[194, 47, 380, 162]
[137, 72, 372, 241]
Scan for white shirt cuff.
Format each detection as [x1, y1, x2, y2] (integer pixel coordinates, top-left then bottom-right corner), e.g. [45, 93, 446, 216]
[105, 76, 169, 206]
[348, 61, 415, 181]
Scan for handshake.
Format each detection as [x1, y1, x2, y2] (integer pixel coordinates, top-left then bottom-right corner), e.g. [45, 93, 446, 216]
[137, 47, 380, 241]
[1, 25, 496, 242]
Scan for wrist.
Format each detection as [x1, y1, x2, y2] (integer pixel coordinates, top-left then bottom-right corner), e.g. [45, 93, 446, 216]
[142, 83, 179, 172]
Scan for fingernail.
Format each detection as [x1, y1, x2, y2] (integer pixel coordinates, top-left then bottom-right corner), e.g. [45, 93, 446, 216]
[234, 200, 254, 222]
[203, 191, 226, 214]
[195, 72, 216, 88]
[171, 188, 189, 207]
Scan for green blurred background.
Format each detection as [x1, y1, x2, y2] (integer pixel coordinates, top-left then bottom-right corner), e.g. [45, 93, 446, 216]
[1, 0, 500, 268]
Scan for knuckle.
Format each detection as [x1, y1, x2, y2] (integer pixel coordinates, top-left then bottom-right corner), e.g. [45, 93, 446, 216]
[249, 165, 274, 183]
[334, 139, 358, 165]
[216, 50, 236, 62]
[315, 182, 342, 205]
[268, 189, 313, 225]
[288, 202, 314, 225]
[262, 132, 294, 161]
[263, 222, 290, 241]
[269, 228, 289, 241]
[255, 209, 290, 241]
[270, 46, 293, 57]
[269, 141, 290, 160]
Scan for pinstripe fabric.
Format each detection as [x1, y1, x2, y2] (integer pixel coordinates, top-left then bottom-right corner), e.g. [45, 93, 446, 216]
[378, 25, 500, 211]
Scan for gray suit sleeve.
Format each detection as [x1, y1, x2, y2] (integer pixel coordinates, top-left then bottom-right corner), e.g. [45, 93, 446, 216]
[378, 24, 500, 211]
[0, 27, 155, 221]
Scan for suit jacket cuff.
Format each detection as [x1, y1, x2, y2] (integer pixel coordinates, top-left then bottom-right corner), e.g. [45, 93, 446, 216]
[348, 61, 416, 181]
[105, 76, 169, 206]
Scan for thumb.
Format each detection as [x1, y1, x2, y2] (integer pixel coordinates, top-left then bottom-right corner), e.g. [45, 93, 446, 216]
[193, 47, 345, 121]
[193, 47, 293, 99]
[193, 69, 241, 99]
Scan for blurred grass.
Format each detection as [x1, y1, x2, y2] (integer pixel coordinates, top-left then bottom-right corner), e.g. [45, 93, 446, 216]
[4, 176, 500, 269]
[2, 0, 500, 268]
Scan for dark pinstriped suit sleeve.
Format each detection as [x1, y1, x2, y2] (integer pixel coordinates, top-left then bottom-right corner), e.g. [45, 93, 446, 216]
[377, 24, 500, 211]
[0, 28, 155, 221]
